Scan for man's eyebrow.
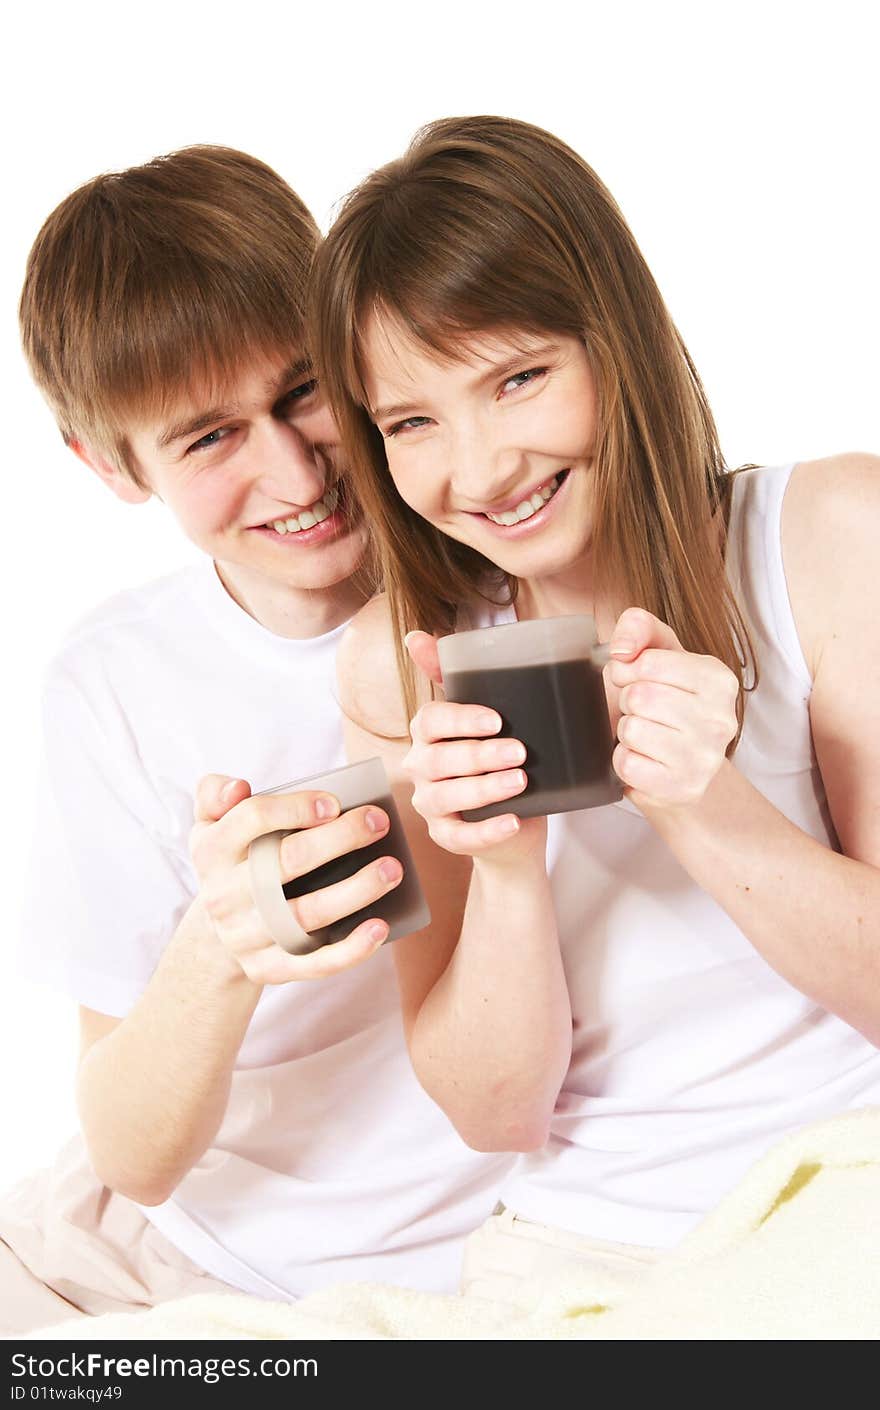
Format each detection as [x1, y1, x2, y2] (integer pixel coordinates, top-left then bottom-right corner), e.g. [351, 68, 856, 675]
[158, 407, 237, 449]
[371, 342, 560, 423]
[271, 357, 313, 393]
[157, 359, 316, 449]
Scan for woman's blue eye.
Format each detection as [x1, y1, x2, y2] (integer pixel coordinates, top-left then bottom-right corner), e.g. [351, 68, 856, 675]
[502, 366, 547, 394]
[387, 416, 432, 437]
[383, 366, 547, 437]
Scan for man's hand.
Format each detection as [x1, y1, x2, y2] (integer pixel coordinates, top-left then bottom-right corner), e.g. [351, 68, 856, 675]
[190, 775, 404, 984]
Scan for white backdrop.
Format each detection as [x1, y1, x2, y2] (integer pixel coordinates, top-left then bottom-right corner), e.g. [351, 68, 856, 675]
[1, 0, 877, 1192]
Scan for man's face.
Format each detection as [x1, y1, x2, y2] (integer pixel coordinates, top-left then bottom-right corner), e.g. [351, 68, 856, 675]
[124, 350, 367, 595]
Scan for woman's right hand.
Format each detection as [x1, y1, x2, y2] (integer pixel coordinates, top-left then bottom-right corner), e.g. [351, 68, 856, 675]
[402, 631, 547, 864]
[189, 776, 403, 984]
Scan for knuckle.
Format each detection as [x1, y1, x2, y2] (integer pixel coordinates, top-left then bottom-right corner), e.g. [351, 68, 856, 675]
[189, 828, 211, 874]
[410, 705, 432, 741]
[620, 714, 639, 746]
[245, 795, 274, 833]
[410, 783, 431, 819]
[431, 819, 457, 853]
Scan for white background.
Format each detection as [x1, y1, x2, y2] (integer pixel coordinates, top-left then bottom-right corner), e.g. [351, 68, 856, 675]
[1, 0, 877, 1192]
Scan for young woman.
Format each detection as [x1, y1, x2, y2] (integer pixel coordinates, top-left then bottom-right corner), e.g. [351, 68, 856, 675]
[311, 116, 880, 1307]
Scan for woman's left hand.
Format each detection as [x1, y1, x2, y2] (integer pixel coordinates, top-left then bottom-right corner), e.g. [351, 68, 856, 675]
[605, 607, 739, 809]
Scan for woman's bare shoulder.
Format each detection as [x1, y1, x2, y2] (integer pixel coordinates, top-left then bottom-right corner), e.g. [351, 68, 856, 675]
[788, 450, 880, 505]
[784, 451, 880, 674]
[337, 592, 414, 740]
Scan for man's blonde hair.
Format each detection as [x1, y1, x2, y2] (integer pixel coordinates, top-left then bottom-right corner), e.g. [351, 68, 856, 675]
[20, 145, 319, 484]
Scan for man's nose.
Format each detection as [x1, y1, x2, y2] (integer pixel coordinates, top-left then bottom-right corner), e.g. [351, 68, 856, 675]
[255, 419, 327, 506]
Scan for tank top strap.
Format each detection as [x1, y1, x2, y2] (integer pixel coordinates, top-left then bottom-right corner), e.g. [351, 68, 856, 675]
[725, 462, 812, 690]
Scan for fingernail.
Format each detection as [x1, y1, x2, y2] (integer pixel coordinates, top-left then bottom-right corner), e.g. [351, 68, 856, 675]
[379, 858, 402, 883]
[610, 638, 636, 657]
[478, 712, 501, 732]
[503, 770, 527, 792]
[369, 922, 388, 945]
[496, 815, 519, 835]
[365, 809, 389, 833]
[221, 779, 240, 801]
[315, 795, 340, 820]
[500, 742, 526, 765]
[404, 631, 420, 648]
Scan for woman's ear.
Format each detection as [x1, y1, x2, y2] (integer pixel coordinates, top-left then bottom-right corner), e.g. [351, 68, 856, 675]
[68, 439, 152, 505]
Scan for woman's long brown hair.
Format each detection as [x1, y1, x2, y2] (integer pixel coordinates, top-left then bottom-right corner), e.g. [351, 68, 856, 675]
[311, 115, 756, 736]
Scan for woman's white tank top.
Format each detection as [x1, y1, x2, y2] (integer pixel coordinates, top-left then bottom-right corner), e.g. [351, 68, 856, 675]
[464, 463, 880, 1246]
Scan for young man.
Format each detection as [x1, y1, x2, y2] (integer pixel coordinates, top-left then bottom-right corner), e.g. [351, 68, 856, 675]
[0, 147, 508, 1334]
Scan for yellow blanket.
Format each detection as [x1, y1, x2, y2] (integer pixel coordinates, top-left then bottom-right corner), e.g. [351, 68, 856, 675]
[23, 1107, 880, 1340]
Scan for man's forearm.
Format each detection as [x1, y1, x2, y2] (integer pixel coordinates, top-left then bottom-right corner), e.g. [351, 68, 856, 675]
[411, 860, 572, 1151]
[77, 898, 263, 1203]
[642, 760, 880, 1046]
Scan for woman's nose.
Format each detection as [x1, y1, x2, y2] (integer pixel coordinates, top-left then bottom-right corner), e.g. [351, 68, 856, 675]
[450, 437, 526, 510]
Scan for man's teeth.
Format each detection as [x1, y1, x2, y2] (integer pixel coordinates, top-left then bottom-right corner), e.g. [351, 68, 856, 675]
[485, 476, 560, 527]
[269, 485, 338, 534]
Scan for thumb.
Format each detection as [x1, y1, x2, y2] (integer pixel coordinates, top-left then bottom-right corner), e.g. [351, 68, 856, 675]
[404, 630, 444, 686]
[194, 773, 252, 823]
[608, 607, 684, 661]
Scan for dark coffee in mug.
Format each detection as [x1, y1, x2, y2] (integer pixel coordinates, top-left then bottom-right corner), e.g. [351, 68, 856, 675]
[438, 615, 622, 821]
[282, 788, 427, 946]
[251, 758, 430, 952]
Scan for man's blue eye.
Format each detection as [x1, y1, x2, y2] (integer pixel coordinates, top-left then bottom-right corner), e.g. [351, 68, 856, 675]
[189, 427, 227, 453]
[283, 379, 318, 404]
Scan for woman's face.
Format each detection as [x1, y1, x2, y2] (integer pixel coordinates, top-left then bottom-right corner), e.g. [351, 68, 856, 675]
[362, 314, 600, 593]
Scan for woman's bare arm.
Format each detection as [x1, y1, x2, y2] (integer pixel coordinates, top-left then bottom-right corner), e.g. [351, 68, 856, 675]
[337, 595, 572, 1150]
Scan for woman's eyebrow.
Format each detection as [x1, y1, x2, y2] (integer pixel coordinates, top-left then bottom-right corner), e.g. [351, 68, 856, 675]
[372, 342, 560, 422]
[372, 396, 422, 423]
[478, 342, 560, 386]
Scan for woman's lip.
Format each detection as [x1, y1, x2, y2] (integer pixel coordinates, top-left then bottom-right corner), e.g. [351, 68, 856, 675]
[465, 472, 568, 518]
[469, 470, 570, 535]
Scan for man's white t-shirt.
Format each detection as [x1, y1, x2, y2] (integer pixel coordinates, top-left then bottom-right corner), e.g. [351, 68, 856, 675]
[21, 560, 508, 1297]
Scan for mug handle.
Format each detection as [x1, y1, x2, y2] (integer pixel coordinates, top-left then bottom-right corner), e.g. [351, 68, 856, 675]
[248, 830, 323, 955]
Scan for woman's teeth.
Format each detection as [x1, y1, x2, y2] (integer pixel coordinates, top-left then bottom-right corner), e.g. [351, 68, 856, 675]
[485, 476, 560, 527]
[269, 485, 339, 534]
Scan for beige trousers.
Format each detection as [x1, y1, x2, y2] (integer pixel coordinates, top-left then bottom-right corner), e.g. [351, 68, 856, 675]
[460, 1204, 659, 1313]
[0, 1135, 238, 1336]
